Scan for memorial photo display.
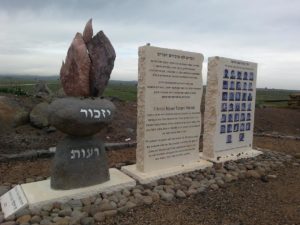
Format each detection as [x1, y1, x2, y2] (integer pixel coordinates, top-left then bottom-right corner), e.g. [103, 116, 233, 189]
[216, 58, 257, 151]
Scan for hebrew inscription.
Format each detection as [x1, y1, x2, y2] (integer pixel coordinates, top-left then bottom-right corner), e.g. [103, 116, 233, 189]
[70, 148, 100, 159]
[80, 108, 111, 119]
[137, 46, 204, 172]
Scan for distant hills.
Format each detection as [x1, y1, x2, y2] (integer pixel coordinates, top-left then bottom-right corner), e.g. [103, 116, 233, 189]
[0, 74, 138, 86]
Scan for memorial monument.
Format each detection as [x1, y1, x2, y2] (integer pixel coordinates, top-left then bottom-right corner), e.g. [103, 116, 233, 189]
[201, 56, 262, 162]
[49, 18, 116, 189]
[0, 19, 135, 218]
[122, 45, 212, 183]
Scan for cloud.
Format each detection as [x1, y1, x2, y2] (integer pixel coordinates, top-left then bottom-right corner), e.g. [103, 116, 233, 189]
[0, 0, 299, 89]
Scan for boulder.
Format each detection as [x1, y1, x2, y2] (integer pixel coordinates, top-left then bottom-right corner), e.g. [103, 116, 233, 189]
[60, 19, 115, 97]
[0, 96, 29, 130]
[29, 102, 49, 128]
[60, 33, 91, 97]
[48, 97, 115, 136]
[35, 80, 53, 102]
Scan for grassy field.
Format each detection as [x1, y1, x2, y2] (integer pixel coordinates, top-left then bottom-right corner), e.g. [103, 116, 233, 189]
[0, 76, 298, 106]
[256, 88, 298, 107]
[0, 76, 138, 101]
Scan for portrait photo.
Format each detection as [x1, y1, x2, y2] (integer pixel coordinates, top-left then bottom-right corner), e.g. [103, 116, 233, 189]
[246, 123, 251, 131]
[229, 103, 234, 111]
[247, 103, 252, 111]
[242, 93, 247, 101]
[241, 103, 246, 111]
[248, 93, 252, 101]
[226, 134, 232, 143]
[240, 123, 245, 131]
[229, 92, 235, 101]
[221, 114, 226, 123]
[220, 125, 226, 133]
[235, 103, 240, 111]
[234, 124, 239, 132]
[237, 71, 242, 79]
[243, 82, 247, 90]
[230, 81, 235, 90]
[236, 82, 241, 90]
[248, 82, 253, 90]
[223, 80, 228, 89]
[234, 113, 239, 121]
[221, 103, 227, 112]
[243, 72, 248, 80]
[241, 113, 245, 121]
[235, 92, 241, 101]
[224, 69, 229, 78]
[247, 113, 251, 121]
[230, 70, 235, 79]
[227, 124, 233, 133]
[222, 92, 228, 101]
[249, 72, 254, 81]
[228, 114, 233, 122]
[239, 133, 245, 142]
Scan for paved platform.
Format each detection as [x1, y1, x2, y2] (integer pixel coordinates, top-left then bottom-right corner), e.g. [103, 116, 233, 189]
[200, 148, 262, 163]
[122, 159, 213, 184]
[21, 168, 136, 209]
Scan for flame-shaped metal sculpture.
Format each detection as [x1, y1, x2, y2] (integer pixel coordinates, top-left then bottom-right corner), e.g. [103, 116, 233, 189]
[60, 19, 116, 97]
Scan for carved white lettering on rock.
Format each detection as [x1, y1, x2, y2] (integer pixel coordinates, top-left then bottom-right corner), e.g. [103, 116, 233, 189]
[80, 108, 111, 119]
[70, 148, 100, 159]
[136, 45, 204, 172]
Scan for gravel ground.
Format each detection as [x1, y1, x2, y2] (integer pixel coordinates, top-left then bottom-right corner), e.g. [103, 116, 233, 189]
[100, 163, 299, 225]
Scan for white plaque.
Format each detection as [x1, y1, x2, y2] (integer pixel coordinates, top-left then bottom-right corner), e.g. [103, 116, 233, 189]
[0, 185, 28, 218]
[136, 45, 204, 172]
[203, 56, 258, 159]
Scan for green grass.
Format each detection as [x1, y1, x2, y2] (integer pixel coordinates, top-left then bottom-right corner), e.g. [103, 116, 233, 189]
[0, 77, 137, 101]
[256, 88, 298, 108]
[0, 76, 298, 106]
[103, 82, 137, 101]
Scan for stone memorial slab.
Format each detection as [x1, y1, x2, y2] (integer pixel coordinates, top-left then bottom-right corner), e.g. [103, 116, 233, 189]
[201, 56, 262, 162]
[0, 185, 28, 218]
[20, 168, 135, 209]
[122, 45, 212, 183]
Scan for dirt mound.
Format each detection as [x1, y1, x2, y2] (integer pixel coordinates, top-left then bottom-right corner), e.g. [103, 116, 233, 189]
[254, 108, 300, 135]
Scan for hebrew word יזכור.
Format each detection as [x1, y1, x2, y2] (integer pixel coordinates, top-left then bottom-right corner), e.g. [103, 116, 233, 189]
[80, 108, 111, 119]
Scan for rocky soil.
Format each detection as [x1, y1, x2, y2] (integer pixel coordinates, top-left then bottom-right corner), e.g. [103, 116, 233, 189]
[0, 150, 299, 225]
[0, 95, 300, 225]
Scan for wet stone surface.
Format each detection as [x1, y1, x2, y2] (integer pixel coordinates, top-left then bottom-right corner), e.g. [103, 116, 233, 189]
[51, 136, 109, 190]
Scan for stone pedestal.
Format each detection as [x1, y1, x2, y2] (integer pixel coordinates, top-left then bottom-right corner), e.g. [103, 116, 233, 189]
[0, 169, 136, 218]
[51, 136, 109, 189]
[48, 97, 116, 189]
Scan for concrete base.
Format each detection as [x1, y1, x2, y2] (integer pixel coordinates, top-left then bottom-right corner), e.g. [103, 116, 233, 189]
[200, 148, 262, 163]
[21, 168, 136, 209]
[121, 159, 213, 184]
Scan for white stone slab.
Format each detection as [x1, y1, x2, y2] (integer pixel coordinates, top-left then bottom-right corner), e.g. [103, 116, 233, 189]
[21, 168, 135, 209]
[0, 185, 28, 218]
[122, 159, 213, 184]
[200, 148, 262, 163]
[203, 56, 258, 160]
[137, 45, 204, 173]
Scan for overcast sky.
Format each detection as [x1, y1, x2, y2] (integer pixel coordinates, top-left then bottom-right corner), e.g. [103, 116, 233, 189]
[0, 0, 299, 89]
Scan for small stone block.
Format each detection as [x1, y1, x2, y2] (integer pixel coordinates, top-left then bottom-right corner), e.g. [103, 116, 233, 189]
[0, 185, 28, 219]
